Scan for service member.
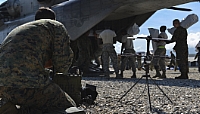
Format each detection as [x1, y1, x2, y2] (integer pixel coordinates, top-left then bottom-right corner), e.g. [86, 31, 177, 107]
[0, 7, 77, 113]
[120, 34, 137, 78]
[137, 53, 142, 71]
[169, 51, 177, 70]
[99, 29, 120, 78]
[76, 31, 91, 76]
[167, 19, 189, 79]
[194, 46, 200, 73]
[152, 26, 168, 78]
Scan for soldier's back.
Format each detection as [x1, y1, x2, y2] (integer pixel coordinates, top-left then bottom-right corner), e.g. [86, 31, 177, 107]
[0, 19, 64, 88]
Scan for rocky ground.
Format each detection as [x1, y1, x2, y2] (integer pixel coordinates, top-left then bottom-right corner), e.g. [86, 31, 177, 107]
[81, 67, 200, 114]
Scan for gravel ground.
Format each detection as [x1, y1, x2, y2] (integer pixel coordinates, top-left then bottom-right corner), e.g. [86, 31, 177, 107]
[81, 68, 200, 114]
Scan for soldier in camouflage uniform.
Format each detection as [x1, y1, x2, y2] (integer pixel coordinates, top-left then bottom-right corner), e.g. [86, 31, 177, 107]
[137, 53, 142, 71]
[194, 47, 200, 73]
[99, 29, 121, 78]
[169, 51, 177, 70]
[152, 26, 168, 78]
[76, 31, 91, 75]
[0, 8, 77, 113]
[120, 34, 137, 78]
[167, 19, 188, 79]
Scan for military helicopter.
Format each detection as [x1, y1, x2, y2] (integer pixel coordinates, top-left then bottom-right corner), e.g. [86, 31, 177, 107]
[0, 0, 198, 74]
[0, 0, 198, 43]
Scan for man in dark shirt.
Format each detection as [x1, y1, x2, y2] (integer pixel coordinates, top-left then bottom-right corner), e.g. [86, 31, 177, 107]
[167, 19, 188, 79]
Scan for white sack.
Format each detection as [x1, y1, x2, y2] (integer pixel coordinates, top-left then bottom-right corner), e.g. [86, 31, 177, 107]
[127, 23, 140, 35]
[167, 27, 176, 35]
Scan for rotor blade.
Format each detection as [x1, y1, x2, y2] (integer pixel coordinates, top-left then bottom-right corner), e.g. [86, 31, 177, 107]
[167, 7, 192, 11]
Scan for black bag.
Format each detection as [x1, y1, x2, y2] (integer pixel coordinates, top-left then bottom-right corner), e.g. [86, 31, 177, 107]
[81, 84, 98, 105]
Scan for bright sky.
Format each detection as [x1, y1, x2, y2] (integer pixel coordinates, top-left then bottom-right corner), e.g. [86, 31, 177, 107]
[0, 0, 4, 5]
[0, 0, 199, 54]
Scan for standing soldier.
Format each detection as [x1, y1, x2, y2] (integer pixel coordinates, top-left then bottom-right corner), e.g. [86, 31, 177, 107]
[169, 51, 177, 70]
[0, 8, 83, 113]
[99, 29, 120, 78]
[194, 45, 200, 73]
[94, 31, 103, 68]
[137, 53, 142, 71]
[120, 33, 137, 78]
[166, 19, 189, 79]
[76, 31, 91, 76]
[152, 26, 168, 78]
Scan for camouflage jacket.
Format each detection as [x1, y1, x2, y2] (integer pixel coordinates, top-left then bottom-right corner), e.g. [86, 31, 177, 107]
[0, 19, 73, 88]
[172, 26, 188, 50]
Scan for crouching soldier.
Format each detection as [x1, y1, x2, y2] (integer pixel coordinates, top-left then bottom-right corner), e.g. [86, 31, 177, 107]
[0, 7, 84, 114]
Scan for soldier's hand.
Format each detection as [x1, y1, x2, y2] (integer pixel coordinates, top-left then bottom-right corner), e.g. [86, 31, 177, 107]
[147, 36, 152, 40]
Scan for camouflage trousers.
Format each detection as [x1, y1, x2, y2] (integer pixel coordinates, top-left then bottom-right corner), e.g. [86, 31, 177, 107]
[0, 82, 76, 113]
[121, 49, 136, 72]
[198, 57, 200, 72]
[77, 50, 90, 73]
[152, 48, 166, 72]
[94, 46, 103, 66]
[137, 59, 142, 69]
[176, 48, 189, 74]
[77, 37, 91, 73]
[169, 59, 176, 67]
[102, 44, 119, 74]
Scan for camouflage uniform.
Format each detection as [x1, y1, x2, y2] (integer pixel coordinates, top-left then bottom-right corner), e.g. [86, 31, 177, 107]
[169, 52, 178, 71]
[0, 19, 75, 112]
[121, 49, 136, 73]
[195, 47, 200, 72]
[152, 32, 167, 78]
[152, 48, 166, 71]
[120, 35, 136, 78]
[99, 29, 119, 77]
[172, 26, 188, 78]
[137, 55, 142, 70]
[94, 46, 103, 66]
[70, 40, 78, 65]
[102, 44, 119, 76]
[169, 52, 176, 69]
[76, 34, 91, 74]
[94, 39, 103, 66]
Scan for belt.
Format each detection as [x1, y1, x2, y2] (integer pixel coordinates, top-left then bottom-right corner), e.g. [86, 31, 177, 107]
[158, 46, 165, 49]
[125, 49, 134, 50]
